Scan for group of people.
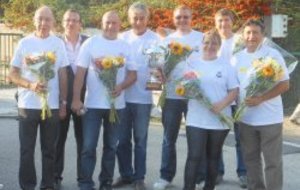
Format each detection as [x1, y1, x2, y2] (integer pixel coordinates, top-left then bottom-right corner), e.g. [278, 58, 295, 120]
[8, 2, 289, 190]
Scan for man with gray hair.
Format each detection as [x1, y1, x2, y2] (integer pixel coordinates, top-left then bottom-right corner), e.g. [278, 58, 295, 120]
[113, 2, 159, 190]
[9, 6, 69, 190]
[72, 10, 137, 190]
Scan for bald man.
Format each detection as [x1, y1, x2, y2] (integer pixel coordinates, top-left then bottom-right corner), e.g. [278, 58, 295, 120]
[72, 10, 137, 190]
[9, 6, 69, 190]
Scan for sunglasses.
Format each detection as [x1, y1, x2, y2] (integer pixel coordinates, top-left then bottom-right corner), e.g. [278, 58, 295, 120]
[175, 15, 190, 20]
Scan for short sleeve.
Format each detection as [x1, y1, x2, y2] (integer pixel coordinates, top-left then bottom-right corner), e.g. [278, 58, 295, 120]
[270, 49, 290, 82]
[226, 64, 239, 90]
[124, 44, 137, 71]
[76, 38, 92, 69]
[10, 40, 24, 68]
[57, 40, 70, 68]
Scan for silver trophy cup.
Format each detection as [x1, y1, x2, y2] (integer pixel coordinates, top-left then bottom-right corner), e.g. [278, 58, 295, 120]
[143, 45, 168, 90]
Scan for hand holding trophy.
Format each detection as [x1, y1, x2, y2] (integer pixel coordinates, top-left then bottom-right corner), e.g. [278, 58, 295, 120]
[143, 44, 169, 90]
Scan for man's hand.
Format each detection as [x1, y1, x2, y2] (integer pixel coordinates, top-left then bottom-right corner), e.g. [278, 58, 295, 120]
[245, 96, 264, 107]
[71, 100, 84, 115]
[112, 84, 123, 97]
[29, 81, 47, 93]
[94, 57, 104, 70]
[59, 104, 67, 120]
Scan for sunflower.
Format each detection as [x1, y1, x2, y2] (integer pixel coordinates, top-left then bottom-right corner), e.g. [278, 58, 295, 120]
[46, 52, 56, 64]
[183, 45, 192, 52]
[175, 85, 185, 96]
[252, 59, 263, 68]
[261, 65, 274, 77]
[170, 42, 183, 55]
[115, 56, 125, 67]
[101, 58, 113, 69]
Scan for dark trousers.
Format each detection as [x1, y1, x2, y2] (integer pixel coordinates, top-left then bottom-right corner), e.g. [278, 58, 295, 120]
[183, 127, 229, 190]
[160, 98, 187, 182]
[18, 109, 59, 190]
[55, 108, 83, 181]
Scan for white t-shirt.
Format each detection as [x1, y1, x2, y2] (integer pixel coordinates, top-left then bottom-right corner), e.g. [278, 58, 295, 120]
[163, 30, 204, 99]
[64, 35, 82, 73]
[76, 35, 136, 109]
[120, 29, 160, 104]
[231, 45, 289, 126]
[218, 36, 234, 62]
[11, 34, 69, 109]
[186, 57, 238, 130]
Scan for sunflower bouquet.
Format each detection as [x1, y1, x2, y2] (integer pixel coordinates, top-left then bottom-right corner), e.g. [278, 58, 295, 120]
[234, 57, 284, 121]
[25, 51, 56, 120]
[158, 41, 196, 107]
[95, 56, 125, 123]
[175, 71, 234, 129]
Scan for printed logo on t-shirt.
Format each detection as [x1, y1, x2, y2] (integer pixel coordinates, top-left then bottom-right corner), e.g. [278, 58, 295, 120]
[239, 67, 248, 74]
[216, 71, 222, 78]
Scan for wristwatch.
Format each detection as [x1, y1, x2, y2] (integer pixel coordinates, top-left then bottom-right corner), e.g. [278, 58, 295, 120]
[60, 100, 67, 106]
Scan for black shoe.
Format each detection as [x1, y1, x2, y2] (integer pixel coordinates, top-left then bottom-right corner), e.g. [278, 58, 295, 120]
[215, 174, 223, 185]
[54, 178, 62, 190]
[112, 177, 132, 188]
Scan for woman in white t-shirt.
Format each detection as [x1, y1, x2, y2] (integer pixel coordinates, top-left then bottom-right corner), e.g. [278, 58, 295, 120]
[183, 30, 238, 190]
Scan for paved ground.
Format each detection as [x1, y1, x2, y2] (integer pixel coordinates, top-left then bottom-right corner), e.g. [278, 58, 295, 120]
[1, 88, 300, 190]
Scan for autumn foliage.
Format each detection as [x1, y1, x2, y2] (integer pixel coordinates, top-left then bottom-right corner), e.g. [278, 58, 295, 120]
[148, 0, 272, 31]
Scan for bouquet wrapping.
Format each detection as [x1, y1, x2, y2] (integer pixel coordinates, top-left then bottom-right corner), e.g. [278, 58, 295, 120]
[175, 71, 234, 129]
[25, 52, 56, 120]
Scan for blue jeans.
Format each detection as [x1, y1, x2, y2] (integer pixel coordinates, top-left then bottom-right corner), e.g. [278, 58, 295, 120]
[116, 102, 152, 181]
[78, 108, 122, 190]
[160, 98, 187, 182]
[218, 123, 247, 176]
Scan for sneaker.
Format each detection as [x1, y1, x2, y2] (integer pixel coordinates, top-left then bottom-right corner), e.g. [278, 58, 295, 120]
[153, 178, 171, 190]
[112, 177, 132, 188]
[215, 174, 223, 185]
[238, 175, 247, 189]
[134, 180, 146, 190]
[195, 181, 204, 190]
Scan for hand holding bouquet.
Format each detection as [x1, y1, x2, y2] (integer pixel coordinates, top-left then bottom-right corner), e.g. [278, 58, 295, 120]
[158, 41, 196, 107]
[95, 56, 125, 123]
[25, 52, 56, 120]
[234, 57, 284, 121]
[175, 71, 234, 129]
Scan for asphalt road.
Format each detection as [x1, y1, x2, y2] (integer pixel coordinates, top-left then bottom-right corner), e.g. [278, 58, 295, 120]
[0, 118, 300, 190]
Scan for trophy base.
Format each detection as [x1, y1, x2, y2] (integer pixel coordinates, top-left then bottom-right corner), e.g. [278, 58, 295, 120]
[146, 82, 162, 91]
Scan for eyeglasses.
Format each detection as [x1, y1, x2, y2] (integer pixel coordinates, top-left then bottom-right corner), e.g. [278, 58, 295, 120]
[63, 19, 80, 23]
[175, 15, 190, 20]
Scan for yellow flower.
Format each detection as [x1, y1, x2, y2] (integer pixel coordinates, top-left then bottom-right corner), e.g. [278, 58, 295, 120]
[101, 58, 113, 69]
[262, 65, 274, 77]
[175, 85, 185, 96]
[252, 59, 262, 68]
[183, 45, 192, 52]
[115, 56, 125, 67]
[46, 52, 56, 64]
[170, 42, 183, 55]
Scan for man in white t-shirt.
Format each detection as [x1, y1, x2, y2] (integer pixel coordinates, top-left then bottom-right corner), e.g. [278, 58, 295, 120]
[153, 5, 203, 190]
[72, 11, 137, 190]
[9, 6, 69, 190]
[196, 8, 247, 189]
[54, 9, 89, 188]
[112, 3, 159, 190]
[232, 19, 289, 190]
